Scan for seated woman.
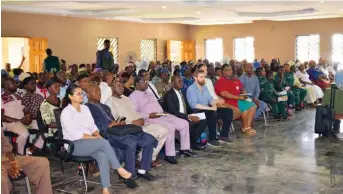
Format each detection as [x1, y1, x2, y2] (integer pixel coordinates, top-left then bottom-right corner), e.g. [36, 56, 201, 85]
[61, 84, 138, 194]
[214, 64, 257, 135]
[40, 79, 61, 137]
[307, 60, 331, 90]
[295, 63, 324, 105]
[120, 72, 135, 97]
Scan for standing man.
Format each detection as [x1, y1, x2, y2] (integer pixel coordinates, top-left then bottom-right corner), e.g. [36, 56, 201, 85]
[96, 39, 117, 73]
[42, 48, 60, 73]
[163, 76, 207, 150]
[239, 63, 267, 120]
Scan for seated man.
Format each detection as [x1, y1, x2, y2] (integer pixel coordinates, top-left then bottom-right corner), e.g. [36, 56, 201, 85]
[1, 77, 44, 155]
[105, 79, 168, 167]
[86, 84, 157, 180]
[154, 68, 171, 98]
[129, 76, 196, 164]
[1, 130, 53, 194]
[75, 74, 90, 104]
[22, 76, 46, 154]
[257, 68, 288, 120]
[239, 63, 267, 120]
[188, 70, 234, 147]
[138, 69, 160, 100]
[163, 75, 207, 150]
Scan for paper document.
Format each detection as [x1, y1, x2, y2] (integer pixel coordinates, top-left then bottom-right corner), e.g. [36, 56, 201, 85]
[189, 113, 206, 120]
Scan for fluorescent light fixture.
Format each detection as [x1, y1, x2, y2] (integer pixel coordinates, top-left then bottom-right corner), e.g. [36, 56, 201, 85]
[162, 6, 167, 9]
[62, 14, 66, 16]
[196, 11, 200, 14]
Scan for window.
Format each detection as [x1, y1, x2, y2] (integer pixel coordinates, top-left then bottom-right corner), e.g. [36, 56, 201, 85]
[332, 34, 343, 66]
[233, 37, 255, 62]
[140, 39, 157, 62]
[97, 37, 118, 63]
[204, 38, 223, 63]
[296, 34, 320, 62]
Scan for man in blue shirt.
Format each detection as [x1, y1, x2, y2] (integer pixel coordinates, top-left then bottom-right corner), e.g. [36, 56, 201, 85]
[240, 63, 267, 120]
[96, 39, 118, 73]
[187, 70, 233, 147]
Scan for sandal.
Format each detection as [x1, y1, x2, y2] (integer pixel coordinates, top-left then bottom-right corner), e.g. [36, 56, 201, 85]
[242, 127, 256, 136]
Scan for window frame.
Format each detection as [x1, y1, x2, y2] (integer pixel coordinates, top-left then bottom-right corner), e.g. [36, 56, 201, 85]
[295, 34, 320, 62]
[140, 38, 157, 62]
[233, 36, 255, 62]
[204, 38, 224, 63]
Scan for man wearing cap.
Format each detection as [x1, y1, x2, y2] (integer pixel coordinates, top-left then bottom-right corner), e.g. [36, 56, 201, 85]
[96, 39, 117, 73]
[154, 68, 171, 98]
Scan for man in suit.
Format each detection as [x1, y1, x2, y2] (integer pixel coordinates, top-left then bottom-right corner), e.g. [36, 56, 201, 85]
[163, 76, 207, 150]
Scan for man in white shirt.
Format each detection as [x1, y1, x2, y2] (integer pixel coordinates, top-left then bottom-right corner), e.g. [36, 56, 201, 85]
[105, 80, 168, 167]
[99, 71, 113, 103]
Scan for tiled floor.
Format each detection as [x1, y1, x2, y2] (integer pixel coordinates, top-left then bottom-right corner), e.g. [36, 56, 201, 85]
[12, 109, 343, 194]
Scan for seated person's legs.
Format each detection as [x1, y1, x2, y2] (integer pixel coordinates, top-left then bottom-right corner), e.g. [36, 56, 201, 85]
[217, 108, 233, 138]
[238, 100, 257, 134]
[4, 122, 30, 155]
[254, 100, 267, 119]
[17, 156, 53, 194]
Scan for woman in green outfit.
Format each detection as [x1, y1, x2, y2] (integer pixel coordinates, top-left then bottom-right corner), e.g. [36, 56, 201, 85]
[256, 68, 288, 120]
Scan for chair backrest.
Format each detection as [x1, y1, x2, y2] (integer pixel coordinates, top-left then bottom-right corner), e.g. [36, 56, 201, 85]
[36, 110, 49, 140]
[53, 109, 63, 139]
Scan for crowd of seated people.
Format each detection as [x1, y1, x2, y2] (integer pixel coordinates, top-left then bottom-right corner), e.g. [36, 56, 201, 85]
[1, 48, 338, 193]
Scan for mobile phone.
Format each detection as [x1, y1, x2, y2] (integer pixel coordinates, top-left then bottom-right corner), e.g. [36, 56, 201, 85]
[115, 116, 123, 122]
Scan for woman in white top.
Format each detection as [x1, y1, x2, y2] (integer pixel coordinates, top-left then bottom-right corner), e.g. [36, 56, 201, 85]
[295, 63, 324, 104]
[61, 84, 137, 194]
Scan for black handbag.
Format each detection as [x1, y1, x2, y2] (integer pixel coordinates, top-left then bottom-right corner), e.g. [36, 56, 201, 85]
[107, 124, 143, 136]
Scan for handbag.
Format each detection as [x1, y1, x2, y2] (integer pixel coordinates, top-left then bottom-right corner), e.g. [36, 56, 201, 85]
[107, 124, 143, 136]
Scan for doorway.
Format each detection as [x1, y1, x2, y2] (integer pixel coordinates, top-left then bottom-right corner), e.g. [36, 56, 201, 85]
[2, 37, 48, 73]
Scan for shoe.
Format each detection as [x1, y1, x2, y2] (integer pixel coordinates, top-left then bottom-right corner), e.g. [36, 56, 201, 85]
[165, 156, 178, 164]
[218, 137, 233, 144]
[295, 106, 302, 111]
[180, 150, 198, 157]
[192, 144, 206, 150]
[207, 140, 221, 147]
[121, 174, 138, 189]
[151, 160, 162, 168]
[138, 171, 157, 181]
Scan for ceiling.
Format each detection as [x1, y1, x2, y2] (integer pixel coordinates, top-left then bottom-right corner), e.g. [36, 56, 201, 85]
[2, 1, 343, 25]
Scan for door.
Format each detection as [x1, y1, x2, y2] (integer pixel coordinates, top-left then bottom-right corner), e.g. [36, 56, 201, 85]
[181, 40, 195, 62]
[29, 38, 47, 72]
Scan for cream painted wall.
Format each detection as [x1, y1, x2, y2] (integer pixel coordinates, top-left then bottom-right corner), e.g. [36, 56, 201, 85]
[189, 18, 343, 63]
[1, 37, 29, 71]
[2, 11, 343, 68]
[1, 11, 189, 68]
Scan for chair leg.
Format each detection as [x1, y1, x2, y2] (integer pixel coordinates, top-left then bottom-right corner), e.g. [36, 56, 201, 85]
[230, 123, 235, 134]
[80, 163, 88, 194]
[25, 176, 32, 194]
[263, 112, 268, 127]
[60, 159, 64, 173]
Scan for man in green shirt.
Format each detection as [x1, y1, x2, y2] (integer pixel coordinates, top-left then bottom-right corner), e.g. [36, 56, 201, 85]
[42, 48, 61, 73]
[284, 63, 307, 111]
[274, 65, 295, 110]
[256, 67, 287, 120]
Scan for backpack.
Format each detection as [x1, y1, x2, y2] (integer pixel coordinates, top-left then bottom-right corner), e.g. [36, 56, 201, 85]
[197, 131, 208, 146]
